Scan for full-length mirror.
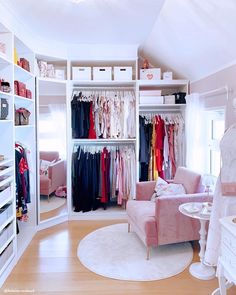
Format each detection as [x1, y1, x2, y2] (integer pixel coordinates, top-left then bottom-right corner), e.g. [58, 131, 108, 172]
[37, 71, 67, 222]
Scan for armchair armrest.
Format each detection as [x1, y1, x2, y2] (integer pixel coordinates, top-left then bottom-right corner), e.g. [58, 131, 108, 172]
[48, 160, 66, 192]
[136, 181, 156, 201]
[155, 193, 213, 245]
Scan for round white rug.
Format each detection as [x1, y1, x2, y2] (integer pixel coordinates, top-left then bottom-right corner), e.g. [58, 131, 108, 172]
[77, 223, 193, 281]
[40, 196, 66, 213]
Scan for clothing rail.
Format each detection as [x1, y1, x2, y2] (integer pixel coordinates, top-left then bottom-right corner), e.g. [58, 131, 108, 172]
[199, 85, 231, 100]
[72, 86, 135, 91]
[73, 142, 135, 153]
[72, 139, 136, 145]
[139, 109, 182, 114]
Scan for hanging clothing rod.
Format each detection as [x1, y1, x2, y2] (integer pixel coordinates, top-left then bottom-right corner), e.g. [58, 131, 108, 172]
[199, 85, 230, 100]
[72, 139, 135, 145]
[72, 86, 135, 91]
[139, 109, 181, 114]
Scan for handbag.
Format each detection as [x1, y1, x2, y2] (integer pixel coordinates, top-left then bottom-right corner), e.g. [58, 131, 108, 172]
[221, 182, 236, 196]
[173, 92, 186, 104]
[220, 154, 236, 196]
[0, 98, 9, 120]
[15, 107, 31, 125]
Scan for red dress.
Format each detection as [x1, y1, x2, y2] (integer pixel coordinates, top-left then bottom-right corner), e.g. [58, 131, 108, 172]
[155, 115, 165, 178]
[88, 101, 96, 139]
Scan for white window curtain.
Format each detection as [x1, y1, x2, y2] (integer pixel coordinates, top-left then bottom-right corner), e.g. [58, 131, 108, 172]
[185, 93, 206, 173]
[48, 103, 67, 159]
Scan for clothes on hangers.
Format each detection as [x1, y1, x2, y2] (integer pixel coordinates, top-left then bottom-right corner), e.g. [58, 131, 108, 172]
[71, 90, 136, 139]
[139, 113, 185, 181]
[72, 145, 136, 212]
[15, 142, 31, 222]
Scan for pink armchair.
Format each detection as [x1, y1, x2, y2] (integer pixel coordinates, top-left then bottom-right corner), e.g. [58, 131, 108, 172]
[126, 167, 213, 259]
[40, 151, 66, 201]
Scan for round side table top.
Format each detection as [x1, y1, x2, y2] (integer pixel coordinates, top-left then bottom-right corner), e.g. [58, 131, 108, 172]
[179, 202, 212, 221]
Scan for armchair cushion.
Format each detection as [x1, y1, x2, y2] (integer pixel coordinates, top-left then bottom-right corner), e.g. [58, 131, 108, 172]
[173, 167, 201, 194]
[40, 159, 56, 176]
[151, 183, 186, 201]
[126, 200, 157, 247]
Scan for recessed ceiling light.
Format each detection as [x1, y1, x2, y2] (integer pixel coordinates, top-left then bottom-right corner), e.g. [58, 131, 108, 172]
[71, 0, 86, 4]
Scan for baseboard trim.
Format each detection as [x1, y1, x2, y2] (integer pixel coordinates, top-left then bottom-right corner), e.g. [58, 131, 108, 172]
[37, 214, 68, 231]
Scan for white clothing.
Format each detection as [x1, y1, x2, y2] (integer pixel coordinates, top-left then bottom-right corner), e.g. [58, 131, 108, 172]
[204, 124, 236, 266]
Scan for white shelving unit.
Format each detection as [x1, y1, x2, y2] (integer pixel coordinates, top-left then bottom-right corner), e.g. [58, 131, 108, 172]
[137, 79, 189, 88]
[13, 33, 37, 264]
[137, 79, 189, 180]
[0, 21, 15, 287]
[0, 21, 37, 287]
[67, 59, 137, 218]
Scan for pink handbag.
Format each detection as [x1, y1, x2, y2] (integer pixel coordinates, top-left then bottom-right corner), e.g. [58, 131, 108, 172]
[220, 158, 236, 196]
[221, 182, 236, 196]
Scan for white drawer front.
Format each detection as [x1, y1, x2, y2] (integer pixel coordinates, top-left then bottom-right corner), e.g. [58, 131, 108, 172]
[221, 243, 236, 272]
[222, 227, 236, 254]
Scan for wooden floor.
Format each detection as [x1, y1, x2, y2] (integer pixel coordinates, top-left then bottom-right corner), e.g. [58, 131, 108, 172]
[1, 220, 236, 295]
[40, 202, 67, 221]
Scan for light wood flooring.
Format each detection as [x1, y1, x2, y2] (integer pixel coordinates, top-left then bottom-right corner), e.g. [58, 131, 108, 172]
[1, 220, 236, 295]
[40, 202, 68, 221]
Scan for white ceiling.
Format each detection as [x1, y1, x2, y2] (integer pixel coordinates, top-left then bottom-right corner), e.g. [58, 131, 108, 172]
[141, 0, 236, 81]
[2, 0, 164, 44]
[1, 0, 236, 81]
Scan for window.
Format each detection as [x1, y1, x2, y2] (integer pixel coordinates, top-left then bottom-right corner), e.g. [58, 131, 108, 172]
[205, 109, 225, 177]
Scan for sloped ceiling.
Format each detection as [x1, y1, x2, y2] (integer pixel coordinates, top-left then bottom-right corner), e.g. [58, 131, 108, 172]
[141, 0, 236, 81]
[1, 0, 164, 45]
[1, 0, 236, 81]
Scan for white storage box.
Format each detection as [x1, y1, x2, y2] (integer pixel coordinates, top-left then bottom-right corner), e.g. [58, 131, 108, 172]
[72, 67, 91, 80]
[47, 64, 55, 78]
[139, 90, 162, 96]
[0, 227, 8, 248]
[6, 203, 13, 218]
[114, 67, 132, 81]
[0, 242, 13, 270]
[0, 186, 11, 204]
[163, 71, 173, 80]
[38, 60, 47, 78]
[140, 96, 164, 104]
[0, 205, 8, 224]
[55, 68, 66, 80]
[7, 222, 14, 239]
[93, 67, 112, 81]
[140, 68, 161, 80]
[164, 95, 175, 104]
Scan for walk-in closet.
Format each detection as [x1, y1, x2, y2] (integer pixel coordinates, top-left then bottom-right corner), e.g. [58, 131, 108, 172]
[0, 1, 236, 294]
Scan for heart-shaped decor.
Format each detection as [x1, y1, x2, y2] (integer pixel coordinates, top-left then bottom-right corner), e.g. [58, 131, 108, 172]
[147, 74, 153, 80]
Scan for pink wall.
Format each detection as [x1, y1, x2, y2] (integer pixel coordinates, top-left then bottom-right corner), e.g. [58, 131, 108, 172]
[190, 64, 236, 128]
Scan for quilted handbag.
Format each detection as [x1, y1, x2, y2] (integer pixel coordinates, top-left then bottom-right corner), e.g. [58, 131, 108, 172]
[15, 107, 31, 125]
[0, 98, 9, 120]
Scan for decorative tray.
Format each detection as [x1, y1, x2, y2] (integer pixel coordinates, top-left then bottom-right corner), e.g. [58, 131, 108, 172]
[184, 204, 202, 213]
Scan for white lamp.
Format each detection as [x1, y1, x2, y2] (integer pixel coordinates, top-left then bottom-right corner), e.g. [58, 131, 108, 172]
[202, 174, 217, 195]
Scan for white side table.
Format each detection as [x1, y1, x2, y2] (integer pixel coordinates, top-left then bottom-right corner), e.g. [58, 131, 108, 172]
[179, 202, 215, 280]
